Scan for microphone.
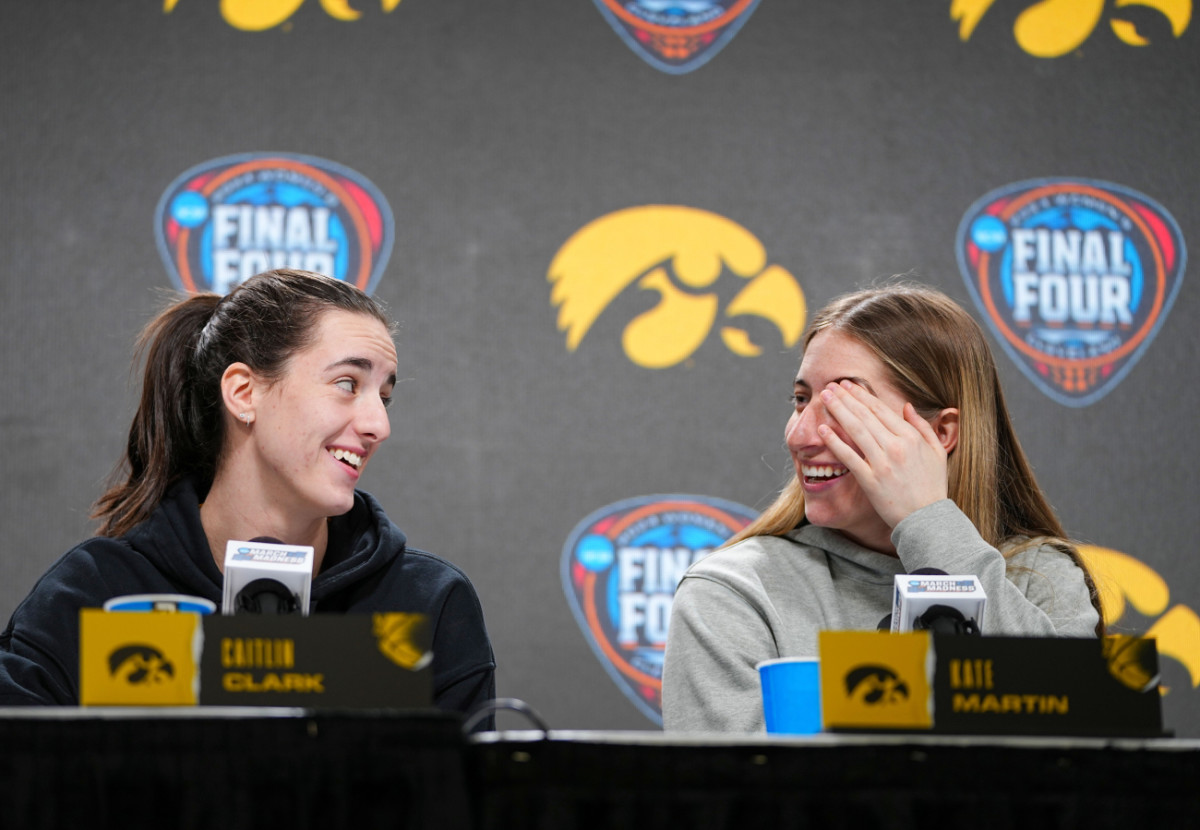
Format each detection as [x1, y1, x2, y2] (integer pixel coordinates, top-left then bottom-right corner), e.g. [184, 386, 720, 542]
[913, 604, 980, 636]
[890, 568, 985, 635]
[221, 537, 314, 616]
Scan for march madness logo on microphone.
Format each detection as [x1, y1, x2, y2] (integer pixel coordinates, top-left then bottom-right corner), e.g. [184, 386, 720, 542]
[561, 494, 757, 724]
[956, 178, 1185, 407]
[155, 153, 394, 295]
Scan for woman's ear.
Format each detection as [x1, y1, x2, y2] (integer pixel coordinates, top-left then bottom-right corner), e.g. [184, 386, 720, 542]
[932, 408, 960, 454]
[220, 363, 258, 425]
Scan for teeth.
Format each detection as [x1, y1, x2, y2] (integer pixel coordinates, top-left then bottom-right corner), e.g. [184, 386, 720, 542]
[802, 465, 847, 480]
[330, 449, 363, 469]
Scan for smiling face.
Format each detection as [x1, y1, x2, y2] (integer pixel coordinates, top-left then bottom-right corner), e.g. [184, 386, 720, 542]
[786, 329, 911, 553]
[247, 309, 398, 524]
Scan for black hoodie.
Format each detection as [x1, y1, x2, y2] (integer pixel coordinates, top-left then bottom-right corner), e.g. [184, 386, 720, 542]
[0, 478, 496, 720]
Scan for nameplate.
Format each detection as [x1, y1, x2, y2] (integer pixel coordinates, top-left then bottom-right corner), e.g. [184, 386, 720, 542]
[198, 614, 432, 708]
[931, 634, 1162, 737]
[80, 611, 432, 709]
[818, 630, 933, 731]
[817, 631, 1162, 737]
[80, 608, 202, 706]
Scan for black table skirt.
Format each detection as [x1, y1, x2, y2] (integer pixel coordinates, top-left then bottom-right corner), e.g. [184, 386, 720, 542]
[3, 712, 1198, 830]
[0, 708, 469, 830]
[469, 730, 1200, 830]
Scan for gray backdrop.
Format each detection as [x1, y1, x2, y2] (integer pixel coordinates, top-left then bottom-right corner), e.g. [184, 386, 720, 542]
[3, 1, 1198, 734]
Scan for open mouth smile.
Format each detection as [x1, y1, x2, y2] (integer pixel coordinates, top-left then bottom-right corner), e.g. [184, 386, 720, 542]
[801, 464, 849, 483]
[328, 448, 363, 471]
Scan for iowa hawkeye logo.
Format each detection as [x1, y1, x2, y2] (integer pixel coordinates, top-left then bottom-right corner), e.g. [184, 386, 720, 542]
[956, 179, 1185, 407]
[155, 153, 394, 295]
[549, 205, 806, 369]
[952, 0, 1192, 58]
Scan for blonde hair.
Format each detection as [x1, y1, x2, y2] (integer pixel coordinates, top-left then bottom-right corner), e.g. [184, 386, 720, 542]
[727, 282, 1102, 627]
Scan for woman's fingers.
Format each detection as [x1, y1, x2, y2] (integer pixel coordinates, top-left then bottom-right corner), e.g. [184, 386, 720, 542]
[903, 401, 947, 452]
[816, 422, 870, 478]
[836, 380, 908, 429]
[819, 382, 902, 455]
[817, 382, 950, 528]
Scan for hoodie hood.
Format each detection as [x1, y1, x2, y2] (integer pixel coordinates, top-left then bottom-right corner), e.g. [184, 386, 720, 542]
[788, 522, 907, 586]
[122, 477, 224, 604]
[121, 477, 407, 610]
[312, 488, 407, 601]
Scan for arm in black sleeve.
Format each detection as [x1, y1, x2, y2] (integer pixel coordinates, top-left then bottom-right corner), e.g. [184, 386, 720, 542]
[428, 575, 496, 731]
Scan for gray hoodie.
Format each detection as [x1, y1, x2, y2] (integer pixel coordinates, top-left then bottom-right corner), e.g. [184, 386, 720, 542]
[661, 499, 1099, 732]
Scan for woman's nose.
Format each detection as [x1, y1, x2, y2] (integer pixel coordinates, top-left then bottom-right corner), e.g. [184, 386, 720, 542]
[358, 397, 392, 444]
[786, 401, 829, 449]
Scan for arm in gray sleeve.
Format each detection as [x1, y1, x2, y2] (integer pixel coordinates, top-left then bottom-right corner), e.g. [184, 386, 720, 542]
[662, 573, 775, 733]
[891, 500, 1099, 637]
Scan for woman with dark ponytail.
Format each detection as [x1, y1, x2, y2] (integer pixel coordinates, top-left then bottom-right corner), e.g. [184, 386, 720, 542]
[0, 270, 496, 721]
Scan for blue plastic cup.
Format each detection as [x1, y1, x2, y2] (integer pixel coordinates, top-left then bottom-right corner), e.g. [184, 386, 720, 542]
[758, 657, 822, 735]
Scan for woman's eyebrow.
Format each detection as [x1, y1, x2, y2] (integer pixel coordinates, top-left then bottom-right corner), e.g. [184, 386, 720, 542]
[326, 356, 374, 372]
[327, 356, 398, 386]
[794, 375, 875, 393]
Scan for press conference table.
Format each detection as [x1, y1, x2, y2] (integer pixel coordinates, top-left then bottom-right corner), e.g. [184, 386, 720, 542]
[2, 708, 1197, 830]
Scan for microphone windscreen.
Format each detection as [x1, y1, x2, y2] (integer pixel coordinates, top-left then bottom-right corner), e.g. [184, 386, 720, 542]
[222, 539, 314, 616]
[891, 573, 986, 634]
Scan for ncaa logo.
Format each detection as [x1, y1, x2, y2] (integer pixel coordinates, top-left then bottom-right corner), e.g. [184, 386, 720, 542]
[561, 494, 757, 723]
[155, 152, 394, 295]
[956, 178, 1185, 407]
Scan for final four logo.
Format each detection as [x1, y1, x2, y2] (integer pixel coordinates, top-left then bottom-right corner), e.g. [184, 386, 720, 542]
[592, 0, 762, 74]
[155, 153, 394, 295]
[561, 494, 757, 723]
[956, 179, 1185, 407]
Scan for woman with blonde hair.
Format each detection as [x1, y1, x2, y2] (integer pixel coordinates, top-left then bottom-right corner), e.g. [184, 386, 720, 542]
[662, 282, 1102, 732]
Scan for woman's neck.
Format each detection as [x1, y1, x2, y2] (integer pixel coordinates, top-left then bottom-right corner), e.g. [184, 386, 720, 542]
[199, 474, 329, 576]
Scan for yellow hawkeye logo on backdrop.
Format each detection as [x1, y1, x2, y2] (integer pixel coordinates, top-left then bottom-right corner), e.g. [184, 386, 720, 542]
[549, 206, 806, 369]
[163, 0, 403, 30]
[952, 0, 1191, 57]
[1083, 545, 1200, 694]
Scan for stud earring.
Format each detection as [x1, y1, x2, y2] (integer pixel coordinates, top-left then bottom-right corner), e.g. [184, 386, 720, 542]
[239, 412, 251, 423]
